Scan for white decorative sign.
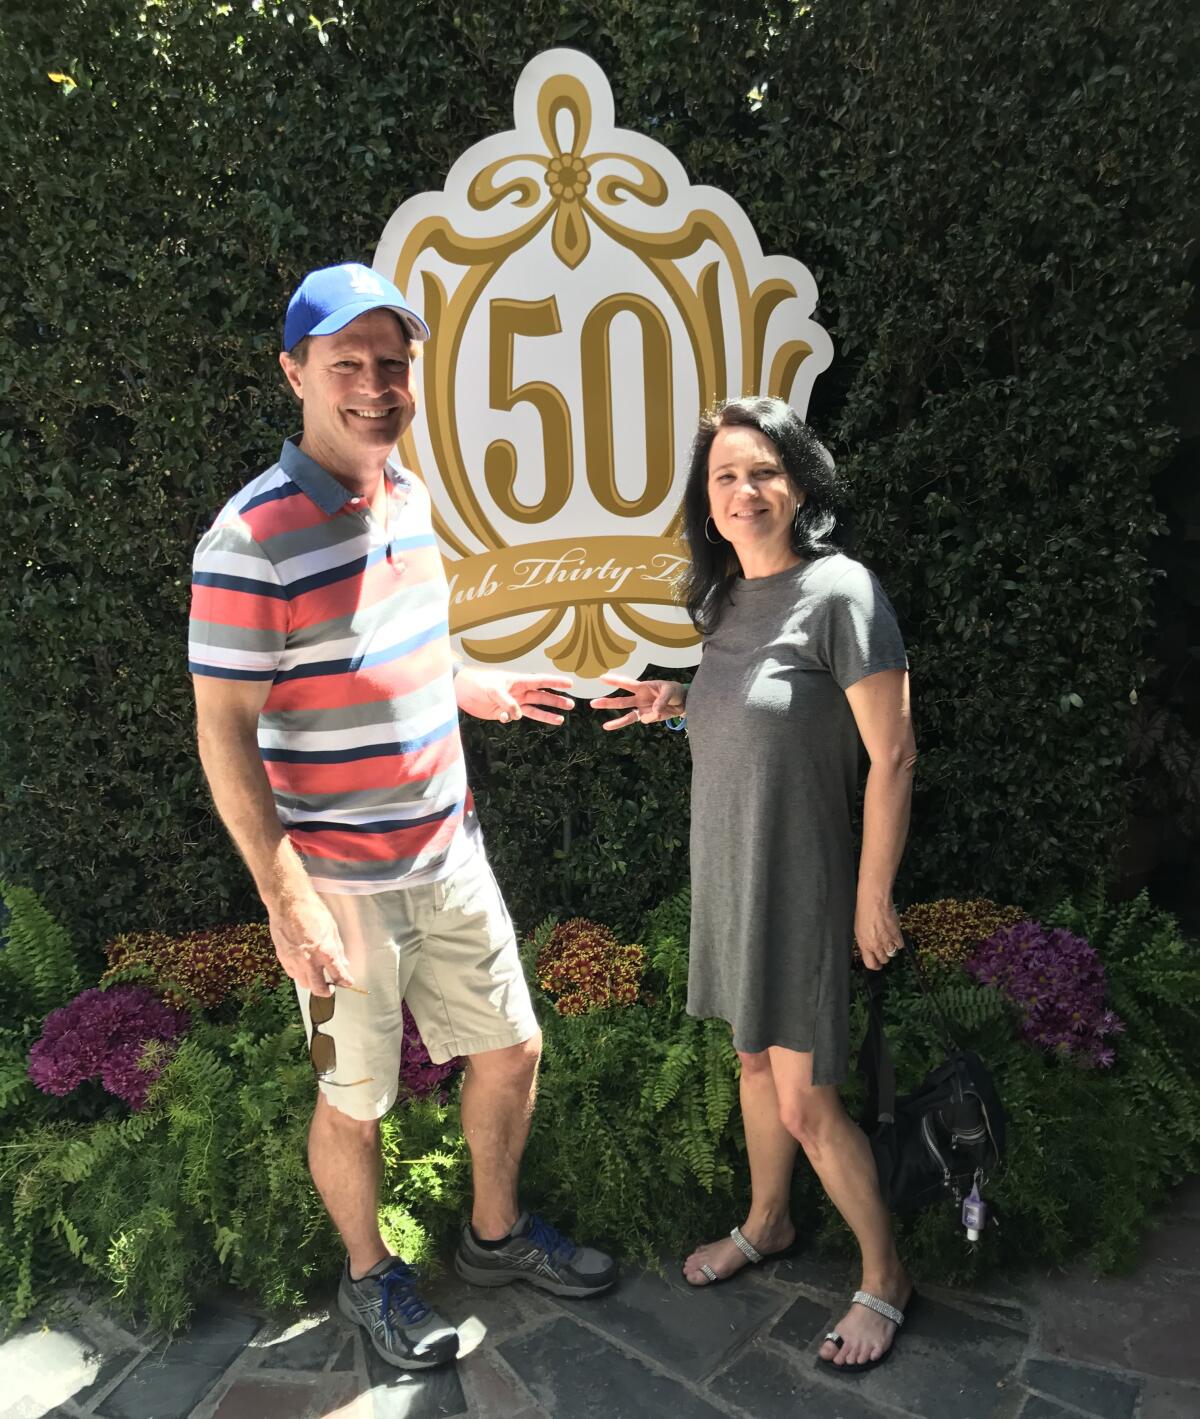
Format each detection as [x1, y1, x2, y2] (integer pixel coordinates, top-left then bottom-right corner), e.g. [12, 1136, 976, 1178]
[376, 47, 832, 693]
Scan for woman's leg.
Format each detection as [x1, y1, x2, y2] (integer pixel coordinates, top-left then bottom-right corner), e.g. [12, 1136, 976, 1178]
[682, 1048, 801, 1284]
[768, 1046, 910, 1366]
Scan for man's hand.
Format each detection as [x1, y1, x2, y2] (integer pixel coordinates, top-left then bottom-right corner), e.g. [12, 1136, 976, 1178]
[268, 890, 355, 996]
[590, 674, 686, 730]
[855, 897, 905, 972]
[454, 666, 576, 725]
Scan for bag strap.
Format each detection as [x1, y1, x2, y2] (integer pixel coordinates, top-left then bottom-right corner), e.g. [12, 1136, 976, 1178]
[857, 931, 962, 1130]
[858, 963, 896, 1126]
[905, 934, 962, 1052]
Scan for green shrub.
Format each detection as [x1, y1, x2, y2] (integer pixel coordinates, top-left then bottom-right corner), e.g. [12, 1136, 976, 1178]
[2, 884, 1197, 1331]
[2, 982, 469, 1333]
[0, 1, 1194, 944]
[0, 882, 87, 1117]
[828, 890, 1200, 1280]
[517, 894, 761, 1259]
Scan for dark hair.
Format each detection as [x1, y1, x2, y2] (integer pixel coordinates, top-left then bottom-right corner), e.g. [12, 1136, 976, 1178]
[678, 396, 848, 634]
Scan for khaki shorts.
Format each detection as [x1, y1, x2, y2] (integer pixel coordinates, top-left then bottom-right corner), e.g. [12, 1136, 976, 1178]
[295, 850, 539, 1120]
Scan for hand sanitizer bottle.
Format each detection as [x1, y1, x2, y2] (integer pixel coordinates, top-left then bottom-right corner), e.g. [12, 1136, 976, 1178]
[962, 1181, 988, 1241]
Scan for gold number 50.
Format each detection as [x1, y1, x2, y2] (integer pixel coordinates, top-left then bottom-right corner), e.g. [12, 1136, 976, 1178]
[485, 294, 675, 522]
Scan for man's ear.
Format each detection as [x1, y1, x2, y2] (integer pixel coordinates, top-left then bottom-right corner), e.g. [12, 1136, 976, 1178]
[279, 351, 304, 403]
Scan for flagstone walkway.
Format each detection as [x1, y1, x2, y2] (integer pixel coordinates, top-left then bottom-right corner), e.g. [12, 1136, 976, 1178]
[4, 1179, 1197, 1419]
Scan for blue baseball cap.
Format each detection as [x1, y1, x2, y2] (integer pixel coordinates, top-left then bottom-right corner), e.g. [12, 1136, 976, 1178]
[283, 262, 431, 352]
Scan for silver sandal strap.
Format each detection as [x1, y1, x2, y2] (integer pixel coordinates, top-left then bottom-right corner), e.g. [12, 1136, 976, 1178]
[729, 1226, 763, 1264]
[851, 1290, 905, 1326]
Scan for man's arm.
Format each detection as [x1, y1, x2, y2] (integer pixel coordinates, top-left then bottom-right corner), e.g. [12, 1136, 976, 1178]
[193, 675, 354, 995]
[453, 666, 575, 724]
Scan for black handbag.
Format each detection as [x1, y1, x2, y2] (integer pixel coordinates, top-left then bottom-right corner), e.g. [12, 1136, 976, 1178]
[857, 935, 1005, 1222]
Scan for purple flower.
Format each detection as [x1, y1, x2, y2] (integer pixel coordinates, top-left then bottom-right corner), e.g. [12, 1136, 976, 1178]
[28, 986, 189, 1110]
[397, 1003, 462, 1102]
[965, 921, 1123, 1068]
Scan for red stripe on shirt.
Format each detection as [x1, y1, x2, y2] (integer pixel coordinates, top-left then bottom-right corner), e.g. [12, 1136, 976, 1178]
[238, 495, 332, 542]
[190, 583, 289, 634]
[290, 808, 463, 864]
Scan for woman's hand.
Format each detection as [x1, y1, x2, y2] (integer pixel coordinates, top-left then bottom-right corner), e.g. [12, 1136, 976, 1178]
[855, 897, 905, 972]
[590, 674, 686, 730]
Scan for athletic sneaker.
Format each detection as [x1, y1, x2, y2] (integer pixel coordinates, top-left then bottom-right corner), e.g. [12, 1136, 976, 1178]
[454, 1211, 617, 1298]
[337, 1256, 459, 1368]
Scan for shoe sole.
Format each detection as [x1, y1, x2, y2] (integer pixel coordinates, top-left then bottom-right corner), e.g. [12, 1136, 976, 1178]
[337, 1289, 459, 1369]
[454, 1251, 615, 1299]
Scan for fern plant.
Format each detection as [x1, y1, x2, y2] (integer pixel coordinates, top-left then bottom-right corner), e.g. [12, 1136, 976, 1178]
[4, 880, 1197, 1332]
[0, 882, 92, 1123]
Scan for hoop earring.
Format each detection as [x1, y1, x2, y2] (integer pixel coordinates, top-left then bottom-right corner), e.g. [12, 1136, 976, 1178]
[704, 516, 722, 544]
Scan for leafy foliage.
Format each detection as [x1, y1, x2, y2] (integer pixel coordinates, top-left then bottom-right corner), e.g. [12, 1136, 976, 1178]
[831, 891, 1200, 1280]
[0, 1, 1193, 943]
[1, 983, 468, 1333]
[519, 892, 754, 1258]
[1, 882, 1197, 1329]
[900, 898, 1027, 971]
[534, 916, 646, 1015]
[0, 881, 87, 1118]
[101, 924, 280, 1009]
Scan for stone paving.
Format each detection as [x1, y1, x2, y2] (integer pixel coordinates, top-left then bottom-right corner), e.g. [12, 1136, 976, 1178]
[3, 1179, 1197, 1419]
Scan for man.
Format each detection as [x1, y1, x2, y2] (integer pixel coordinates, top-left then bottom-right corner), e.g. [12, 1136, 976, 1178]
[188, 262, 615, 1370]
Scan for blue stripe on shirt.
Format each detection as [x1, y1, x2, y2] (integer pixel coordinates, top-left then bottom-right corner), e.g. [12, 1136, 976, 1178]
[272, 619, 449, 684]
[259, 715, 458, 763]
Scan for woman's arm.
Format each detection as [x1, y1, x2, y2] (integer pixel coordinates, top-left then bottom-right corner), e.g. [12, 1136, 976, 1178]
[843, 668, 917, 970]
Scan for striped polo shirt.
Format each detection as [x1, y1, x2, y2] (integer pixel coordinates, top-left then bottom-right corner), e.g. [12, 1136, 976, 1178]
[188, 438, 479, 893]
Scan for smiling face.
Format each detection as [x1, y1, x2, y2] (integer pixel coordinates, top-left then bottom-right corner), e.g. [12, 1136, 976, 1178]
[279, 309, 417, 478]
[706, 423, 804, 570]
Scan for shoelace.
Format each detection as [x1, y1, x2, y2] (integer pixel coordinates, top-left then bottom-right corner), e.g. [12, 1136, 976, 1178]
[527, 1213, 576, 1261]
[376, 1260, 432, 1337]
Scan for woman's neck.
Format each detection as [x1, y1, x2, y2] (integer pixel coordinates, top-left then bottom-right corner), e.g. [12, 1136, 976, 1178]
[735, 544, 803, 580]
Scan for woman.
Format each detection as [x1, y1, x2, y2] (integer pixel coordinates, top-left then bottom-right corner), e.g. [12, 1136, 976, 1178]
[592, 396, 916, 1373]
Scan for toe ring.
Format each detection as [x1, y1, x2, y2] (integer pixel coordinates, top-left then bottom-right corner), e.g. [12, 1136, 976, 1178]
[824, 1329, 842, 1347]
[699, 1263, 718, 1282]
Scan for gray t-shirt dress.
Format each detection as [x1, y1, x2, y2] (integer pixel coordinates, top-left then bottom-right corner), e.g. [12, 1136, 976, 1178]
[684, 553, 908, 1085]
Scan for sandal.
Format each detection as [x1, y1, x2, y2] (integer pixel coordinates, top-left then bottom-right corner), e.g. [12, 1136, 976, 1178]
[816, 1288, 917, 1374]
[689, 1225, 803, 1286]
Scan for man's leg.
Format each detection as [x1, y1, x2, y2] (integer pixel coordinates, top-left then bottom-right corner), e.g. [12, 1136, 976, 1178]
[299, 889, 460, 1370]
[452, 1031, 617, 1295]
[307, 1093, 388, 1277]
[458, 1033, 542, 1240]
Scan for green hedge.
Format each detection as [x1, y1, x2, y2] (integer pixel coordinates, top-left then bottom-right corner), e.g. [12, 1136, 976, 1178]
[0, 0, 1194, 944]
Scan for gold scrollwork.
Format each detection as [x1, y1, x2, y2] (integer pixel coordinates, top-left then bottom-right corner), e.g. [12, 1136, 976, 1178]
[390, 65, 820, 678]
[545, 603, 636, 680]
